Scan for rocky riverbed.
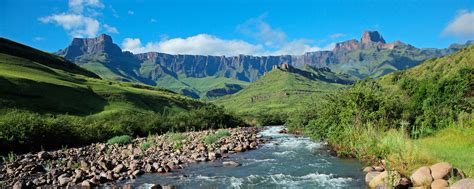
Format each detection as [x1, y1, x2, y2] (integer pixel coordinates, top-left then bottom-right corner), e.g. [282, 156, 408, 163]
[0, 127, 266, 188]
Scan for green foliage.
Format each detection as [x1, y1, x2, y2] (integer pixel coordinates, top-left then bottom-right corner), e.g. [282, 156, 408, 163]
[165, 132, 186, 151]
[0, 47, 247, 154]
[1, 152, 17, 163]
[215, 67, 347, 125]
[106, 135, 132, 145]
[287, 45, 474, 174]
[140, 141, 153, 152]
[203, 129, 230, 145]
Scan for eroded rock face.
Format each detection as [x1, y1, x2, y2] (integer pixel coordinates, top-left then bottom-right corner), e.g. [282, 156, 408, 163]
[431, 179, 449, 189]
[0, 127, 266, 188]
[410, 166, 433, 187]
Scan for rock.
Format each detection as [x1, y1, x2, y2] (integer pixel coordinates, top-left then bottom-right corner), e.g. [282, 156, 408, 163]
[451, 178, 474, 189]
[145, 164, 153, 172]
[410, 166, 433, 186]
[234, 146, 243, 152]
[431, 179, 449, 189]
[365, 171, 381, 184]
[81, 180, 96, 187]
[430, 162, 453, 180]
[397, 177, 412, 188]
[363, 166, 375, 173]
[368, 171, 400, 188]
[373, 166, 384, 172]
[58, 176, 71, 186]
[80, 160, 90, 171]
[208, 152, 221, 161]
[37, 151, 51, 160]
[113, 164, 125, 173]
[223, 161, 240, 167]
[13, 180, 25, 189]
[132, 170, 144, 176]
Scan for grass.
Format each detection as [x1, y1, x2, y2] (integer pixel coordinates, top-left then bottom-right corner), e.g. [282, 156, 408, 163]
[165, 132, 187, 150]
[416, 126, 474, 176]
[203, 129, 231, 145]
[106, 135, 133, 145]
[0, 41, 246, 154]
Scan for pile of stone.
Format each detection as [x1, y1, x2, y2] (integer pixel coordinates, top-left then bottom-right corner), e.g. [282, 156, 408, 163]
[364, 162, 473, 189]
[0, 127, 266, 188]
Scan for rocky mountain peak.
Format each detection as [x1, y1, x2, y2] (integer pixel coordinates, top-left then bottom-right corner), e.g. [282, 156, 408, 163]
[58, 34, 122, 60]
[361, 31, 386, 45]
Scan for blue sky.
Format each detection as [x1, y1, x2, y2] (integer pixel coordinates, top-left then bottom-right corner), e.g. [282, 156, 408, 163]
[1, 0, 473, 56]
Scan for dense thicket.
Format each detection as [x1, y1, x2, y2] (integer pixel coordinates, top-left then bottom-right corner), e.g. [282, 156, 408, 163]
[0, 104, 245, 154]
[286, 46, 473, 161]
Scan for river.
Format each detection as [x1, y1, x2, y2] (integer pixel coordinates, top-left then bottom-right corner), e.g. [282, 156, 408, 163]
[118, 126, 366, 188]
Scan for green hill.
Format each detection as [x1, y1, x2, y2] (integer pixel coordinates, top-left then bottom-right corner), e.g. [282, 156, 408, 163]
[287, 45, 473, 175]
[0, 39, 244, 153]
[215, 65, 353, 124]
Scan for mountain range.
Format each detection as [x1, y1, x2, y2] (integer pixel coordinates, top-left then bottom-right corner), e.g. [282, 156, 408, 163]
[56, 31, 473, 98]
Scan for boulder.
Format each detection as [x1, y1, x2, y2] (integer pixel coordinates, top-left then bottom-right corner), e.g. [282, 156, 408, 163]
[410, 166, 433, 186]
[223, 161, 241, 167]
[373, 166, 384, 172]
[431, 179, 449, 189]
[58, 176, 71, 186]
[12, 180, 24, 189]
[363, 166, 375, 173]
[368, 171, 400, 188]
[113, 164, 125, 173]
[430, 162, 453, 180]
[37, 151, 51, 160]
[451, 178, 474, 189]
[365, 171, 381, 184]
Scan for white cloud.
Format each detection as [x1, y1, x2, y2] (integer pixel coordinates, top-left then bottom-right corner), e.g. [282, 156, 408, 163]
[150, 18, 157, 23]
[39, 13, 99, 38]
[103, 24, 118, 34]
[122, 34, 264, 56]
[237, 14, 286, 48]
[69, 0, 104, 14]
[443, 10, 474, 38]
[128, 10, 134, 15]
[40, 0, 118, 38]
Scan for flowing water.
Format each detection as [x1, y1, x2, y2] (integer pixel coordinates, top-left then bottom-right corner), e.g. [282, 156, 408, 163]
[120, 126, 366, 188]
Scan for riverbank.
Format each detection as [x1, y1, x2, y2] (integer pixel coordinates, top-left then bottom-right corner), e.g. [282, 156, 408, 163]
[0, 127, 266, 188]
[302, 126, 474, 188]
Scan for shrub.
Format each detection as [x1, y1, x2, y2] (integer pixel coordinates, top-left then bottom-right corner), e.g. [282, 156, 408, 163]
[140, 141, 152, 152]
[106, 135, 132, 145]
[203, 129, 231, 145]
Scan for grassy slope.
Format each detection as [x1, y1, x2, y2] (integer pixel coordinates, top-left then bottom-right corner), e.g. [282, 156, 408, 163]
[0, 52, 201, 116]
[215, 68, 346, 115]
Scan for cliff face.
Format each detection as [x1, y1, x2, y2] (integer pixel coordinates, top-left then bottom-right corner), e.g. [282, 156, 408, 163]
[56, 31, 471, 97]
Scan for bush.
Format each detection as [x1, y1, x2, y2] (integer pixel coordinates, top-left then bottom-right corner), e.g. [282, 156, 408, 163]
[203, 129, 231, 145]
[106, 135, 132, 145]
[140, 141, 152, 152]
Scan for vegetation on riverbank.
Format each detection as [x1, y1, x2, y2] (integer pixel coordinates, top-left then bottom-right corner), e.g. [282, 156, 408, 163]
[286, 45, 474, 176]
[0, 40, 246, 154]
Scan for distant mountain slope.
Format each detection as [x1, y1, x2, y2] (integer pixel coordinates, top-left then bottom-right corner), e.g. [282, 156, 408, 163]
[55, 31, 472, 98]
[0, 39, 202, 116]
[214, 64, 351, 118]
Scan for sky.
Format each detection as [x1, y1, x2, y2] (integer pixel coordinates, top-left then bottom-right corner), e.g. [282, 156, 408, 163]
[1, 0, 473, 56]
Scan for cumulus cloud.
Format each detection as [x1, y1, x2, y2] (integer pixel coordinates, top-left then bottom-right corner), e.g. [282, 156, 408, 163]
[128, 10, 134, 15]
[122, 34, 264, 56]
[68, 0, 104, 14]
[329, 33, 346, 39]
[443, 10, 474, 38]
[40, 0, 116, 38]
[271, 39, 332, 55]
[103, 24, 118, 34]
[39, 13, 99, 38]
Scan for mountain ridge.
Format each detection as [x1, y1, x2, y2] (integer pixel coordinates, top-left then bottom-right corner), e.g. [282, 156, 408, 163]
[55, 31, 473, 98]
